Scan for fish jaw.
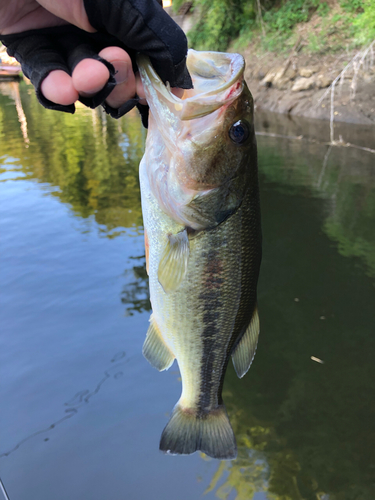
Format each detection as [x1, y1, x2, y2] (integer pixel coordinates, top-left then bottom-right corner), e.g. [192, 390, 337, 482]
[138, 49, 245, 126]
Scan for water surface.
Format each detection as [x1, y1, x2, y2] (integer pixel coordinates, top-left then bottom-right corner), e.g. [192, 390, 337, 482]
[1, 82, 374, 500]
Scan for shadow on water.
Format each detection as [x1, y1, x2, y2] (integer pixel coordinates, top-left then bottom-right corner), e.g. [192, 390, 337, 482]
[1, 83, 375, 499]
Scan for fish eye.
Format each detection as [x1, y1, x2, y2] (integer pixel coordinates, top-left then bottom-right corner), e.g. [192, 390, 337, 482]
[228, 120, 249, 145]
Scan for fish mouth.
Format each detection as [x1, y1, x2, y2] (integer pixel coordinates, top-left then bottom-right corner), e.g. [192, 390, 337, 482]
[138, 50, 245, 121]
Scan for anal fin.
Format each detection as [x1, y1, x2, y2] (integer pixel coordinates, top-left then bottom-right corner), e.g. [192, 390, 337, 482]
[158, 229, 189, 293]
[232, 305, 260, 378]
[142, 315, 175, 371]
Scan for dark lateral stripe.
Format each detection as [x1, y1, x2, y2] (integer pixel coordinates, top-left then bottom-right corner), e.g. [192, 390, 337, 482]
[197, 248, 225, 414]
[216, 185, 261, 398]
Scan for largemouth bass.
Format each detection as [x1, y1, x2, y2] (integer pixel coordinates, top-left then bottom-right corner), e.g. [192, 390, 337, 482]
[138, 50, 261, 460]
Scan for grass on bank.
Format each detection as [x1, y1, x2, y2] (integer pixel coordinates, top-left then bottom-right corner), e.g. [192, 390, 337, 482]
[174, 0, 375, 54]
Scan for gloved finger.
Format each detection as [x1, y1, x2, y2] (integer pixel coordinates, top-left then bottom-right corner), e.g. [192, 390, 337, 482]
[1, 25, 150, 123]
[97, 47, 136, 109]
[41, 70, 79, 106]
[0, 26, 119, 112]
[83, 0, 193, 90]
[72, 59, 111, 97]
[50, 29, 117, 108]
[58, 32, 147, 120]
[0, 30, 76, 113]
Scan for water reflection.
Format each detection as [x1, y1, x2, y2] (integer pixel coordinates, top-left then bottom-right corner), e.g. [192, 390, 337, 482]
[121, 256, 151, 316]
[1, 83, 375, 500]
[0, 81, 145, 233]
[0, 82, 30, 146]
[256, 112, 375, 280]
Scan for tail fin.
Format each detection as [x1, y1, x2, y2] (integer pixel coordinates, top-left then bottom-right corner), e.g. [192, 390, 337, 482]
[159, 403, 237, 460]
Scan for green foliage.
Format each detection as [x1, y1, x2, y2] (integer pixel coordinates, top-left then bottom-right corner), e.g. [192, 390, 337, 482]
[353, 0, 375, 44]
[340, 0, 364, 13]
[308, 33, 324, 53]
[263, 0, 318, 33]
[187, 0, 327, 52]
[232, 24, 256, 51]
[188, 0, 246, 52]
[186, 0, 375, 54]
[187, 0, 337, 52]
[260, 31, 290, 52]
[316, 1, 329, 16]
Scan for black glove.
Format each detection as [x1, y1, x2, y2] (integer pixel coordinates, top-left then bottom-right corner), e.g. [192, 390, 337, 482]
[0, 0, 192, 126]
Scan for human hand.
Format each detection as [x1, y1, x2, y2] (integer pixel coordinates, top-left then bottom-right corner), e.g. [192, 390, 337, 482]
[0, 0, 192, 124]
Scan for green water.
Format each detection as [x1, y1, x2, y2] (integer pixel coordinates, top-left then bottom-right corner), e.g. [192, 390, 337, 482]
[0, 81, 374, 500]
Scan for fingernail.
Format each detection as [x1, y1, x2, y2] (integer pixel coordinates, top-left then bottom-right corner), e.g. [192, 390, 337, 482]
[113, 61, 130, 84]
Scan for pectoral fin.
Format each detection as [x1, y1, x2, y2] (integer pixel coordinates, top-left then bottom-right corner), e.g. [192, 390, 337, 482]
[142, 315, 175, 371]
[232, 306, 260, 378]
[158, 229, 190, 293]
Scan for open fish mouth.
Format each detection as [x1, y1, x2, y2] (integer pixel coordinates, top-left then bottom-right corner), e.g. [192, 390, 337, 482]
[138, 49, 245, 121]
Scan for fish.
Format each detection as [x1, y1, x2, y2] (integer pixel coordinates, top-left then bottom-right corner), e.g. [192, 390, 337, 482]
[138, 49, 262, 460]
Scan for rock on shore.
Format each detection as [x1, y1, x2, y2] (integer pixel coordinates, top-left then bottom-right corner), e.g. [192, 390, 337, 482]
[242, 47, 375, 126]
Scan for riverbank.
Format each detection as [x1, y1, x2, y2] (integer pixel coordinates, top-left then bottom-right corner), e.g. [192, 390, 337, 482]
[242, 41, 375, 126]
[169, 1, 375, 127]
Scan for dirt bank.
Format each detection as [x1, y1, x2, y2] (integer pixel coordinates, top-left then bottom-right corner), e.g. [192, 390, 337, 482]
[169, 7, 375, 128]
[241, 43, 375, 127]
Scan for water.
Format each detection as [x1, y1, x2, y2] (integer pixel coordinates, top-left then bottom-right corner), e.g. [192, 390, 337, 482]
[1, 82, 374, 500]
